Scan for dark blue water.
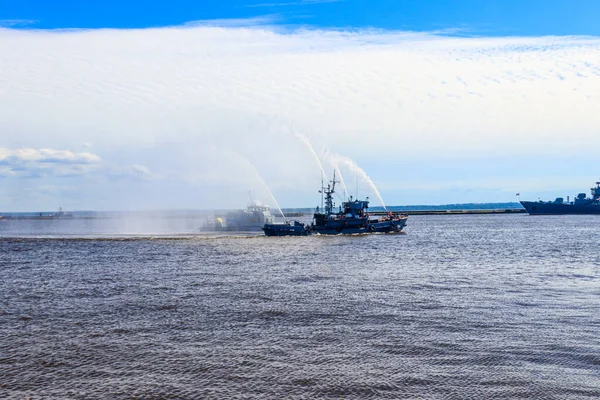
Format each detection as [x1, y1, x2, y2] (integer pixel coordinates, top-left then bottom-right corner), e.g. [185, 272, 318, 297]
[1, 214, 599, 399]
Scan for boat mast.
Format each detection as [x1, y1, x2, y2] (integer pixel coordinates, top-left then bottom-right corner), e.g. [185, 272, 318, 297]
[331, 170, 337, 195]
[323, 171, 338, 215]
[321, 177, 324, 211]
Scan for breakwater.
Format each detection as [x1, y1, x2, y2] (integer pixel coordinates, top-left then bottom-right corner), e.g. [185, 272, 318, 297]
[371, 208, 526, 216]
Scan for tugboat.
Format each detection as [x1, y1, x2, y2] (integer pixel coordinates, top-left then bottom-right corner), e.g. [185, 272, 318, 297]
[520, 180, 600, 215]
[262, 171, 408, 236]
[262, 220, 312, 236]
[203, 201, 275, 231]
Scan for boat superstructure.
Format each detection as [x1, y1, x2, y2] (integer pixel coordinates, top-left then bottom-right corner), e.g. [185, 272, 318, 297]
[204, 201, 275, 231]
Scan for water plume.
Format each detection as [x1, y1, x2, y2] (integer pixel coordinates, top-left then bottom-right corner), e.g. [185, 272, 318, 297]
[293, 131, 327, 182]
[323, 149, 349, 200]
[227, 152, 286, 221]
[293, 130, 349, 202]
[331, 154, 387, 211]
[260, 181, 286, 221]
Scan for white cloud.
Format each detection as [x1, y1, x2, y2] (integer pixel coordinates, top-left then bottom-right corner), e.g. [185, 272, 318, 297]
[183, 15, 280, 28]
[0, 147, 102, 178]
[128, 164, 152, 178]
[1, 26, 599, 209]
[0, 147, 153, 184]
[247, 0, 344, 7]
[0, 148, 101, 164]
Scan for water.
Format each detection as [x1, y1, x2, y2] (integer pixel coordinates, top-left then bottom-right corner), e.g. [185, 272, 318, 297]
[2, 214, 600, 399]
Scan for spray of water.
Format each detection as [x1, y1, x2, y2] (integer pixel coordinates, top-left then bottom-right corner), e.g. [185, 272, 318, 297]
[293, 132, 327, 181]
[331, 154, 387, 211]
[293, 131, 351, 202]
[258, 178, 286, 221]
[228, 152, 286, 221]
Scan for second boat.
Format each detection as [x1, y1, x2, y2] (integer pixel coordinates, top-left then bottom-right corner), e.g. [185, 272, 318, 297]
[262, 172, 408, 236]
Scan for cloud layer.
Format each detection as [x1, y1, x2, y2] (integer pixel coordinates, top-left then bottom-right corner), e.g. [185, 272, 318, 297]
[0, 148, 101, 164]
[1, 26, 599, 210]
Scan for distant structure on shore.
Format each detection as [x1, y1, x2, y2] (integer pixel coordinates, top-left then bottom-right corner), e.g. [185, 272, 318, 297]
[0, 203, 526, 222]
[0, 207, 73, 220]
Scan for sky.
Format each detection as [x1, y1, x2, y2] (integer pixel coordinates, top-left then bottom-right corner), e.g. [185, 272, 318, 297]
[1, 1, 600, 211]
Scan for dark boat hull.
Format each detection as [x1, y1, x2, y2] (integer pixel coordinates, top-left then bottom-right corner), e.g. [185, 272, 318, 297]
[200, 225, 265, 232]
[262, 217, 407, 236]
[520, 201, 600, 215]
[312, 218, 407, 235]
[262, 224, 310, 236]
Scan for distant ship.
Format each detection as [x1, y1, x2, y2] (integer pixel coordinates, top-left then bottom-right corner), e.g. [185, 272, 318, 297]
[520, 181, 600, 215]
[262, 171, 408, 236]
[0, 207, 73, 220]
[53, 207, 73, 219]
[203, 202, 275, 231]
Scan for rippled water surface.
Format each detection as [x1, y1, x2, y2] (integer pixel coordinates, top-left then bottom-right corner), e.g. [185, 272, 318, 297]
[2, 214, 600, 399]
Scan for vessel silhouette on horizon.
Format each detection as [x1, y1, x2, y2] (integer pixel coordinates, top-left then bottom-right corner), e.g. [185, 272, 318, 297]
[202, 201, 275, 231]
[520, 180, 600, 215]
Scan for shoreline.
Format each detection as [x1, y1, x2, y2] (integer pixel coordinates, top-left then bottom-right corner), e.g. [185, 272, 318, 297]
[0, 208, 527, 220]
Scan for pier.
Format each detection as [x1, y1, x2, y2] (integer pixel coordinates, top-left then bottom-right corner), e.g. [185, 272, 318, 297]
[371, 208, 526, 216]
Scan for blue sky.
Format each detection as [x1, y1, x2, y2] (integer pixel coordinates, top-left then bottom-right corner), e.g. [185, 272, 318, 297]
[3, 0, 600, 36]
[1, 1, 600, 211]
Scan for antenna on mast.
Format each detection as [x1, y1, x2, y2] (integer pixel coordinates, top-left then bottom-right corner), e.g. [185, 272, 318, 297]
[331, 170, 338, 193]
[320, 177, 324, 211]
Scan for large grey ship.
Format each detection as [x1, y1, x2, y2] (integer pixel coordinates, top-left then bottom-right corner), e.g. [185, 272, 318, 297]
[520, 181, 600, 215]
